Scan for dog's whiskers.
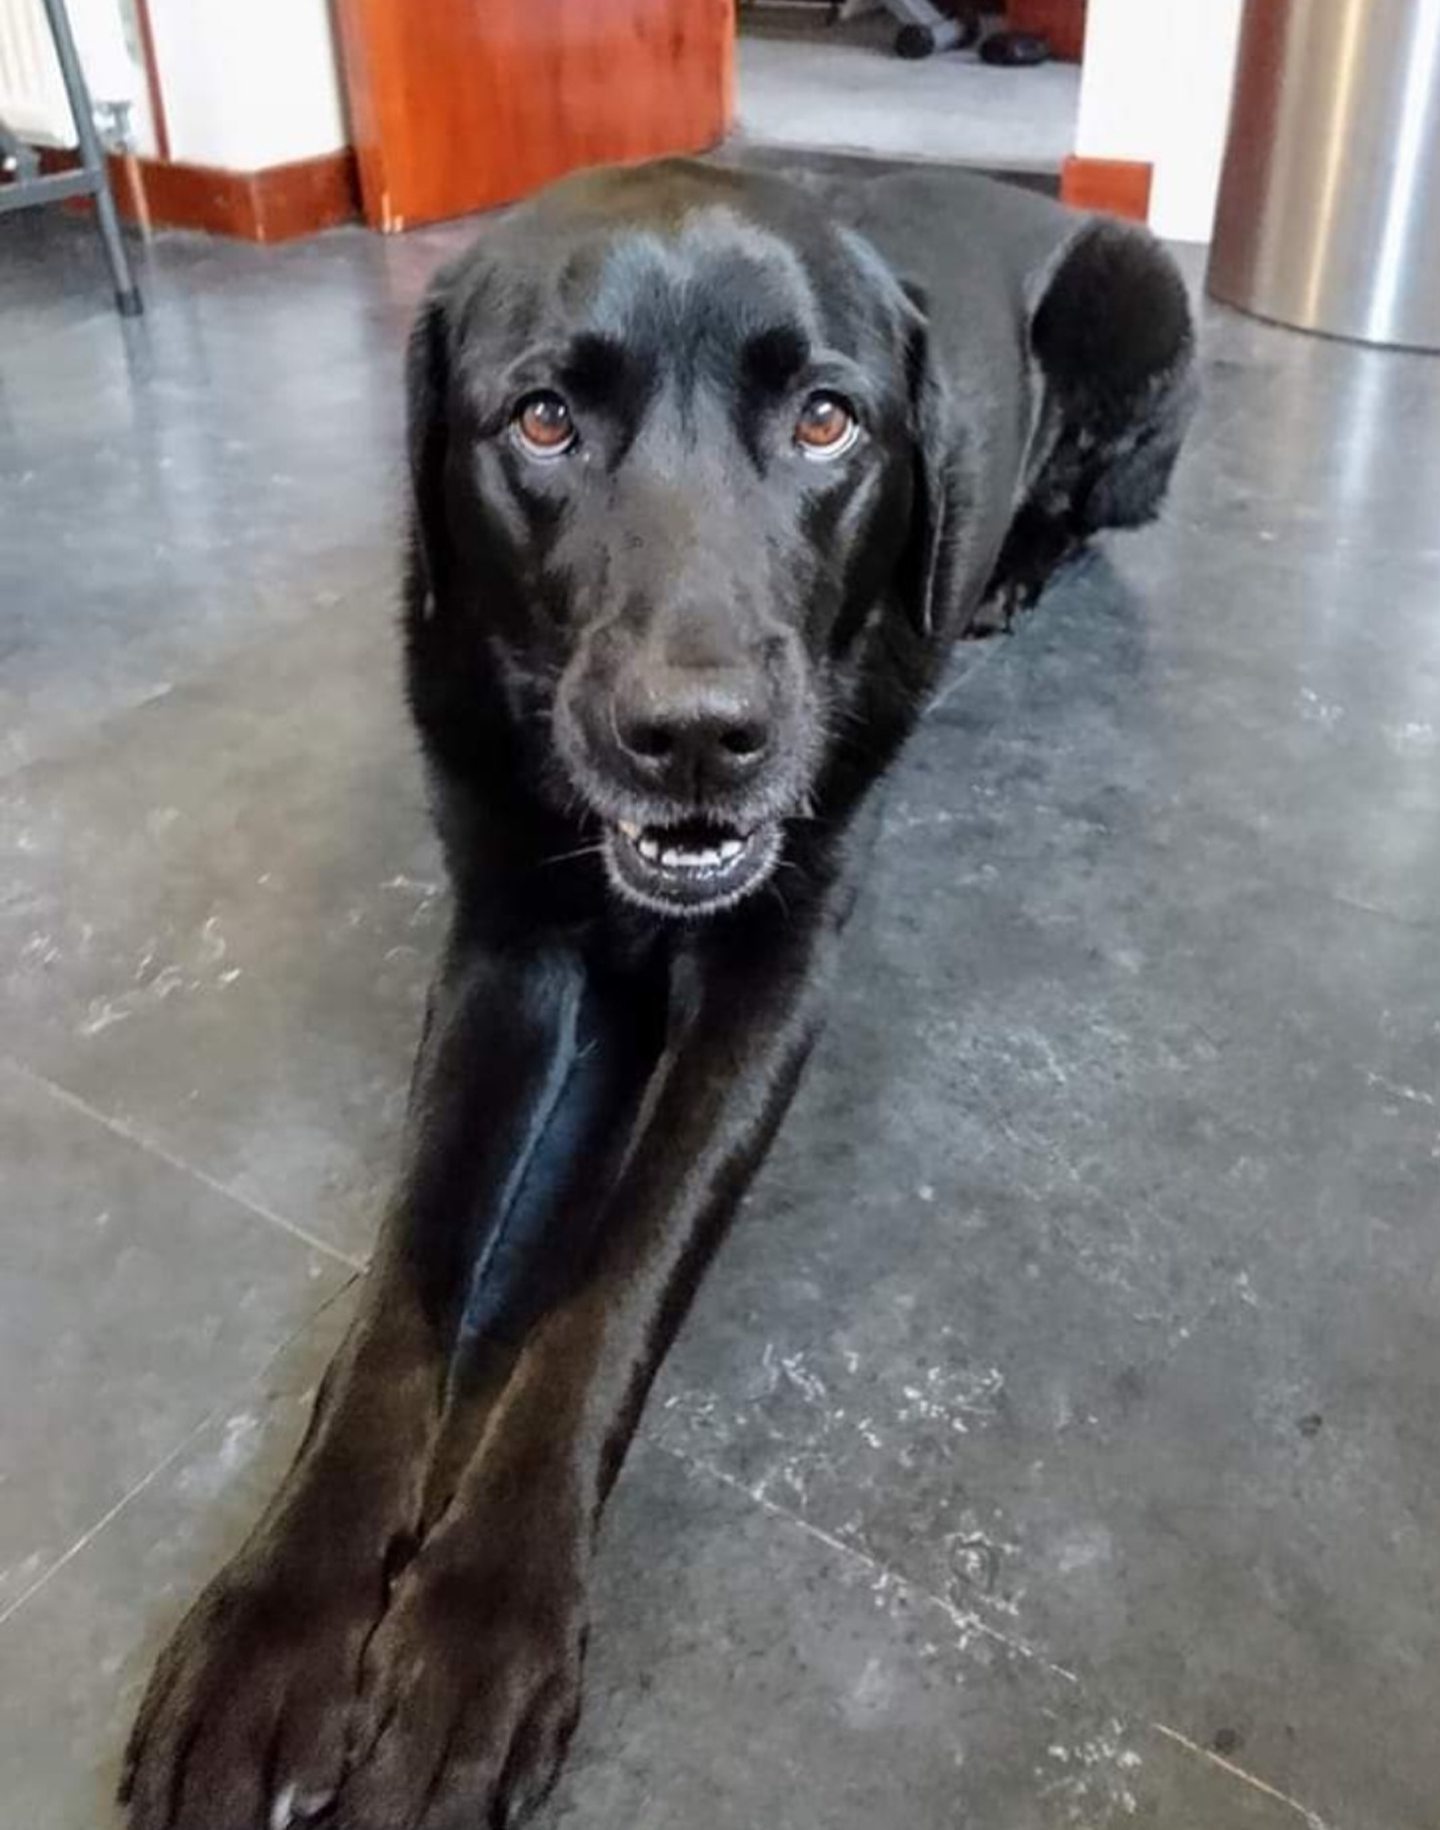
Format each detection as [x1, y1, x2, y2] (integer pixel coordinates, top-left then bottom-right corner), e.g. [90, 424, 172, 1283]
[540, 841, 606, 869]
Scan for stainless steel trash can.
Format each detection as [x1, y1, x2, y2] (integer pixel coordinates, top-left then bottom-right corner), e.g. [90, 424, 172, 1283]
[1208, 0, 1440, 350]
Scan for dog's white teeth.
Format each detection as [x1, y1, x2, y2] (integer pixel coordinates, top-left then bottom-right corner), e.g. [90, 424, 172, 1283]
[624, 825, 751, 876]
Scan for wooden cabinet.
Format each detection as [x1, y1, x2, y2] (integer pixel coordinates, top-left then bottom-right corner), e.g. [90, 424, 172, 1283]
[334, 0, 736, 231]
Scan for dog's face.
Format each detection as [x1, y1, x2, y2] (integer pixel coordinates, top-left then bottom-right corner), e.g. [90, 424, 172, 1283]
[410, 164, 947, 917]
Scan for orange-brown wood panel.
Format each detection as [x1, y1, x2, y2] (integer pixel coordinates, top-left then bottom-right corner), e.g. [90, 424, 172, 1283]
[1007, 0, 1087, 62]
[1060, 156, 1153, 223]
[333, 0, 736, 232]
[38, 146, 360, 240]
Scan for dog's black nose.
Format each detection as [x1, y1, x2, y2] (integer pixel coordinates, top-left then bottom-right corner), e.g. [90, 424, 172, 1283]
[613, 668, 772, 794]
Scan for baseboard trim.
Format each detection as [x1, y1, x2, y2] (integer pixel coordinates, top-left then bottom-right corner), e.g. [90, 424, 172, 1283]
[1060, 156, 1152, 223]
[111, 149, 360, 242]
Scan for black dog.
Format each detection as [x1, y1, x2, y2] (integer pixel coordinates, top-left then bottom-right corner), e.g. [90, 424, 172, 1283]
[121, 159, 1193, 1830]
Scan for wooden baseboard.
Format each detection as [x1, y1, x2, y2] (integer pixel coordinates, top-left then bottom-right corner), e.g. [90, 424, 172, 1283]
[110, 149, 360, 241]
[1060, 156, 1152, 222]
[34, 146, 358, 241]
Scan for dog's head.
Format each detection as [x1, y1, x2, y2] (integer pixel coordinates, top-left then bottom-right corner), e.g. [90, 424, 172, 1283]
[406, 162, 957, 917]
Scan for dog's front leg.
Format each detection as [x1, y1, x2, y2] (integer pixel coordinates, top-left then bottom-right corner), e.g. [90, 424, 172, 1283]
[337, 910, 836, 1830]
[120, 937, 658, 1830]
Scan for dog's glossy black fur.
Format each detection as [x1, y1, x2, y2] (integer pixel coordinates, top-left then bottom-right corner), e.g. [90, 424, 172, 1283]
[121, 160, 1194, 1830]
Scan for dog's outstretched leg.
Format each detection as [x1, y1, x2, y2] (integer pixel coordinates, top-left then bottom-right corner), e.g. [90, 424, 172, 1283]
[334, 900, 836, 1830]
[119, 934, 664, 1830]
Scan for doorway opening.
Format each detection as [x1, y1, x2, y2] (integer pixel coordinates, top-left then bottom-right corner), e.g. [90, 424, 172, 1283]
[734, 1, 1082, 179]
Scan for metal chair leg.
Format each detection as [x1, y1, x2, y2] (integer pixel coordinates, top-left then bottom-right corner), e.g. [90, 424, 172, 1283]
[40, 0, 142, 315]
[93, 169, 142, 315]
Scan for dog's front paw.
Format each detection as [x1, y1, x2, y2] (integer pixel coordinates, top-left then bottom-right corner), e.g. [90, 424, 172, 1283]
[119, 1555, 374, 1830]
[339, 1522, 588, 1830]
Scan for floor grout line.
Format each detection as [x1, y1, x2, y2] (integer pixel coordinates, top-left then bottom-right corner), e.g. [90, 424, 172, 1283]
[0, 1277, 359, 1634]
[0, 679, 180, 791]
[1152, 1722, 1335, 1829]
[660, 1441, 1340, 1827]
[1326, 889, 1440, 936]
[655, 1438, 1079, 1686]
[2, 1056, 367, 1273]
[924, 625, 1012, 718]
[0, 1408, 218, 1632]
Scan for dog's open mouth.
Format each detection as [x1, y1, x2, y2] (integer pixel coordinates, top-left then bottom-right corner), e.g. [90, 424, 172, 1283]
[604, 816, 781, 914]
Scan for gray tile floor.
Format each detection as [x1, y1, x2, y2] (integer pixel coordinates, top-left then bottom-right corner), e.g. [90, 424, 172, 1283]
[3, 170, 1440, 1829]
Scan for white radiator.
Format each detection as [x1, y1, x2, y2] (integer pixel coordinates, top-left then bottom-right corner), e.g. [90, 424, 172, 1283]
[0, 0, 139, 147]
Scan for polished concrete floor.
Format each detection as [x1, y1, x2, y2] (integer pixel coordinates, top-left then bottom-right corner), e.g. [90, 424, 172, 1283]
[3, 173, 1440, 1830]
[738, 12, 1080, 171]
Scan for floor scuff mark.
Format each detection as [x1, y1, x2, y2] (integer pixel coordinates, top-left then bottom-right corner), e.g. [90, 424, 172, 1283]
[1152, 1721, 1334, 1830]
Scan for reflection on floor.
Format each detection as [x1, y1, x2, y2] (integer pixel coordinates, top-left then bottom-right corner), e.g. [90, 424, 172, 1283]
[738, 11, 1080, 169]
[2, 157, 1440, 1830]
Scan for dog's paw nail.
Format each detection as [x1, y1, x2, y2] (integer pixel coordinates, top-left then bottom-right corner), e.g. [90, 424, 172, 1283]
[270, 1781, 339, 1830]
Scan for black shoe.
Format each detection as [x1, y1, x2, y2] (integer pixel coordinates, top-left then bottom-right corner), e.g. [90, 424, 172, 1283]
[979, 29, 1050, 64]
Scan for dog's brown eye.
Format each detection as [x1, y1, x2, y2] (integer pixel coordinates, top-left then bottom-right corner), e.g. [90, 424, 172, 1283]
[795, 391, 859, 459]
[514, 391, 576, 457]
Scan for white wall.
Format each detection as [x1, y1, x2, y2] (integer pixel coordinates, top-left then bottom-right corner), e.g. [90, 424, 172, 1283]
[1075, 0, 1244, 241]
[147, 0, 347, 170]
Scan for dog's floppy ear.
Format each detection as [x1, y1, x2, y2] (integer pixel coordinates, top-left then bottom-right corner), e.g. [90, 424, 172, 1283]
[897, 279, 961, 641]
[403, 278, 457, 623]
[840, 228, 959, 642]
